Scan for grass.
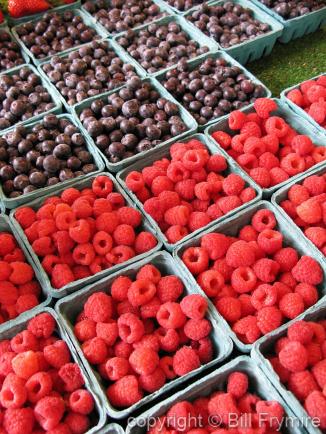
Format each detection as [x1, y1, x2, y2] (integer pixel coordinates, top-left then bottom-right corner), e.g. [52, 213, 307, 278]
[247, 26, 326, 96]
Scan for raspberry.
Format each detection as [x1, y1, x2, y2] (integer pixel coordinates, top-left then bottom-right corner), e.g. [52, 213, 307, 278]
[249, 167, 270, 188]
[58, 363, 84, 392]
[272, 247, 299, 273]
[157, 302, 186, 329]
[157, 276, 184, 303]
[127, 280, 155, 307]
[238, 294, 255, 316]
[125, 171, 144, 192]
[92, 175, 113, 197]
[34, 395, 65, 430]
[312, 359, 326, 389]
[305, 227, 326, 248]
[51, 264, 74, 289]
[292, 256, 323, 285]
[0, 233, 16, 256]
[182, 247, 209, 275]
[95, 321, 118, 346]
[182, 150, 206, 172]
[257, 229, 283, 255]
[288, 320, 313, 344]
[257, 306, 282, 334]
[226, 372, 248, 399]
[134, 232, 157, 254]
[217, 196, 242, 214]
[69, 389, 94, 415]
[208, 392, 239, 425]
[307, 84, 326, 103]
[241, 121, 262, 138]
[155, 328, 179, 352]
[279, 341, 308, 372]
[136, 265, 160, 284]
[259, 152, 279, 170]
[197, 270, 224, 297]
[303, 175, 326, 196]
[231, 267, 257, 293]
[104, 357, 129, 381]
[279, 292, 304, 320]
[142, 166, 165, 187]
[11, 330, 38, 353]
[167, 401, 197, 432]
[239, 226, 258, 242]
[265, 116, 289, 137]
[251, 284, 277, 310]
[216, 295, 242, 323]
[254, 98, 277, 119]
[206, 155, 227, 173]
[188, 212, 211, 232]
[252, 209, 276, 232]
[3, 407, 35, 434]
[173, 346, 200, 376]
[82, 337, 108, 365]
[118, 313, 144, 344]
[211, 131, 232, 149]
[226, 240, 255, 268]
[84, 292, 113, 323]
[151, 176, 174, 197]
[111, 276, 132, 302]
[25, 371, 53, 403]
[180, 294, 208, 320]
[295, 283, 318, 307]
[107, 375, 143, 407]
[65, 412, 89, 434]
[228, 110, 247, 129]
[243, 136, 266, 157]
[159, 356, 176, 380]
[281, 153, 306, 176]
[12, 350, 39, 379]
[305, 391, 326, 428]
[165, 225, 188, 243]
[201, 233, 230, 261]
[287, 89, 304, 106]
[287, 371, 318, 402]
[184, 318, 211, 341]
[270, 167, 290, 186]
[253, 258, 279, 283]
[233, 316, 261, 343]
[44, 340, 71, 369]
[256, 400, 284, 430]
[222, 174, 245, 196]
[297, 198, 322, 224]
[0, 373, 27, 409]
[269, 357, 290, 383]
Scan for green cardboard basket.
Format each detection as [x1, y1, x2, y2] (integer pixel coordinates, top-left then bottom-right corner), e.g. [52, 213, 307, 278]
[38, 37, 145, 113]
[56, 250, 233, 419]
[173, 200, 326, 353]
[0, 113, 105, 209]
[155, 50, 271, 131]
[10, 172, 162, 299]
[117, 132, 262, 251]
[183, 0, 284, 64]
[206, 98, 326, 198]
[12, 7, 107, 66]
[250, 0, 326, 43]
[281, 73, 326, 137]
[72, 76, 198, 173]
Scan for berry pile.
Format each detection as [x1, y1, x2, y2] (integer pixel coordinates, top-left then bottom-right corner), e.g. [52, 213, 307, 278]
[280, 172, 326, 255]
[258, 0, 325, 20]
[73, 265, 214, 408]
[211, 98, 326, 189]
[125, 138, 257, 245]
[145, 370, 285, 433]
[181, 208, 323, 344]
[286, 75, 326, 130]
[0, 229, 42, 323]
[14, 175, 158, 290]
[267, 319, 326, 429]
[0, 29, 26, 72]
[0, 312, 97, 433]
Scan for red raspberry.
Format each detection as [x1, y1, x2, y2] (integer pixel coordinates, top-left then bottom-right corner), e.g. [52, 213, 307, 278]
[173, 346, 200, 376]
[201, 233, 230, 261]
[288, 184, 310, 206]
[292, 256, 323, 285]
[307, 84, 326, 103]
[182, 247, 209, 275]
[92, 175, 113, 197]
[142, 166, 165, 186]
[25, 371, 52, 403]
[151, 176, 174, 197]
[287, 88, 304, 106]
[312, 359, 326, 389]
[251, 284, 277, 310]
[155, 328, 179, 352]
[243, 136, 266, 157]
[249, 167, 270, 188]
[139, 367, 166, 393]
[134, 232, 157, 254]
[297, 198, 322, 224]
[240, 187, 257, 204]
[252, 209, 276, 232]
[305, 227, 326, 248]
[3, 407, 35, 434]
[208, 392, 239, 425]
[137, 265, 161, 283]
[288, 371, 318, 401]
[216, 296, 241, 323]
[158, 191, 180, 212]
[238, 294, 255, 316]
[157, 302, 186, 329]
[197, 270, 224, 297]
[273, 247, 299, 272]
[15, 207, 36, 229]
[279, 293, 304, 319]
[211, 131, 232, 149]
[269, 357, 290, 383]
[206, 154, 227, 173]
[188, 212, 210, 232]
[140, 297, 161, 319]
[281, 153, 306, 176]
[11, 330, 38, 353]
[157, 276, 184, 303]
[166, 401, 197, 432]
[118, 313, 144, 344]
[180, 294, 207, 320]
[259, 152, 279, 170]
[231, 267, 257, 293]
[257, 306, 282, 334]
[279, 341, 308, 372]
[253, 258, 279, 283]
[303, 175, 326, 196]
[44, 340, 71, 369]
[256, 400, 284, 430]
[270, 167, 289, 186]
[69, 389, 94, 415]
[12, 350, 39, 379]
[228, 110, 247, 129]
[51, 264, 74, 289]
[254, 98, 277, 119]
[107, 374, 143, 407]
[159, 356, 176, 380]
[184, 318, 211, 341]
[58, 363, 84, 392]
[164, 206, 190, 226]
[305, 391, 326, 429]
[65, 412, 89, 433]
[165, 225, 188, 244]
[206, 204, 223, 220]
[217, 196, 242, 214]
[222, 174, 245, 196]
[226, 240, 255, 268]
[0, 373, 27, 408]
[257, 230, 283, 255]
[292, 135, 314, 156]
[82, 337, 108, 365]
[127, 280, 155, 307]
[128, 347, 159, 376]
[227, 372, 248, 399]
[96, 321, 118, 346]
[265, 116, 289, 137]
[241, 121, 262, 138]
[288, 321, 313, 344]
[295, 283, 318, 307]
[84, 292, 113, 323]
[233, 316, 261, 343]
[239, 226, 258, 242]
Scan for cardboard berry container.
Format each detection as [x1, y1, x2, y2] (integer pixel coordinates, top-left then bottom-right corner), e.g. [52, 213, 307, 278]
[126, 355, 302, 434]
[116, 132, 262, 252]
[0, 214, 51, 333]
[0, 306, 106, 433]
[11, 7, 107, 66]
[0, 63, 62, 136]
[173, 200, 326, 354]
[112, 14, 219, 78]
[154, 50, 271, 132]
[9, 172, 162, 299]
[95, 423, 125, 434]
[55, 250, 233, 419]
[249, 0, 326, 43]
[0, 25, 30, 72]
[81, 0, 172, 38]
[271, 164, 326, 266]
[205, 98, 326, 198]
[37, 37, 145, 114]
[182, 0, 283, 64]
[6, 0, 82, 26]
[281, 73, 326, 137]
[251, 303, 326, 434]
[72, 76, 198, 173]
[0, 113, 105, 210]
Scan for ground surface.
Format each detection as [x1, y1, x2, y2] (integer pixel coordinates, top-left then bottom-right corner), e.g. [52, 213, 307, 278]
[248, 26, 326, 96]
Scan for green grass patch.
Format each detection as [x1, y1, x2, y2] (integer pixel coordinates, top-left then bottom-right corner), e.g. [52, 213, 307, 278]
[248, 26, 326, 96]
